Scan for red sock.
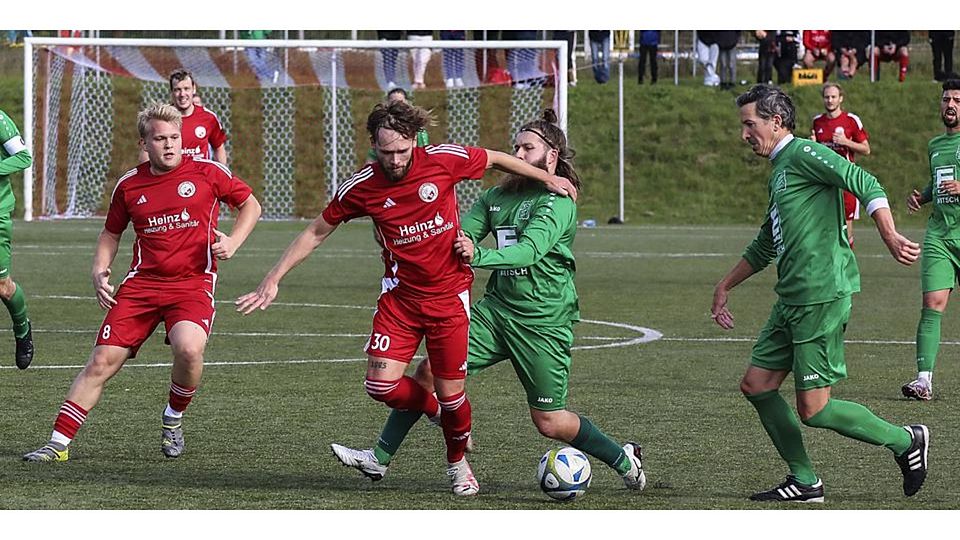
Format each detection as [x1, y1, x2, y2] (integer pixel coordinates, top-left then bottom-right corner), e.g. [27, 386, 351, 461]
[53, 400, 88, 442]
[438, 391, 472, 463]
[365, 376, 439, 416]
[168, 382, 197, 413]
[899, 55, 909, 81]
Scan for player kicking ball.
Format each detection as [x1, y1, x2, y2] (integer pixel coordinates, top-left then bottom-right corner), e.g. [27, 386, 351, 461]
[23, 102, 261, 462]
[237, 101, 577, 496]
[329, 109, 646, 493]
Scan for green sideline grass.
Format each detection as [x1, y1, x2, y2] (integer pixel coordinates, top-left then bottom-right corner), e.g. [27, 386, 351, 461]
[0, 44, 954, 226]
[0, 220, 956, 509]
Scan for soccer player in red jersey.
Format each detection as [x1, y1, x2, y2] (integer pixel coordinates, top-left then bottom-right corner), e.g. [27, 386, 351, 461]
[236, 100, 577, 496]
[139, 69, 228, 164]
[23, 103, 261, 462]
[802, 30, 835, 80]
[811, 82, 871, 247]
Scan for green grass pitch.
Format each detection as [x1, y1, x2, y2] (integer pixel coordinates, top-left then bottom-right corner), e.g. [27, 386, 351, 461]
[0, 219, 957, 510]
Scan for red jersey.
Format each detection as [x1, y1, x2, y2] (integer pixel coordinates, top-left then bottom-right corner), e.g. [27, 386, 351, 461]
[812, 111, 869, 162]
[181, 105, 227, 159]
[803, 30, 832, 51]
[322, 144, 488, 299]
[105, 157, 253, 282]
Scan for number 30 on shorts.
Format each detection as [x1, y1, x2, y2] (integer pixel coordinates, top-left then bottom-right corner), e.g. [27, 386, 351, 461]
[369, 332, 391, 352]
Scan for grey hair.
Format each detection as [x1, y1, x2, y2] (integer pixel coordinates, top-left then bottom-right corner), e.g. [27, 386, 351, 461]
[735, 84, 796, 131]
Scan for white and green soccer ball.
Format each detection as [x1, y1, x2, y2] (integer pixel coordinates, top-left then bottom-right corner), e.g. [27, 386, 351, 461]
[537, 447, 592, 501]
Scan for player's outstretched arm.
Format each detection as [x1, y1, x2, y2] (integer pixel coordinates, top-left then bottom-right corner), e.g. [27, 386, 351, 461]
[91, 229, 122, 310]
[712, 258, 757, 330]
[484, 150, 578, 201]
[212, 195, 262, 260]
[871, 206, 920, 266]
[236, 214, 339, 315]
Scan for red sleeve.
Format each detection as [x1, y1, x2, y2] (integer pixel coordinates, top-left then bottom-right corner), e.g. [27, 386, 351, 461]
[104, 181, 130, 235]
[852, 119, 869, 143]
[208, 115, 227, 148]
[209, 162, 253, 208]
[430, 145, 488, 184]
[321, 193, 366, 225]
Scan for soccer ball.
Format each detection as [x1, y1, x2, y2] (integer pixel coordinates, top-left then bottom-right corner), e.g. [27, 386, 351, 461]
[537, 447, 592, 501]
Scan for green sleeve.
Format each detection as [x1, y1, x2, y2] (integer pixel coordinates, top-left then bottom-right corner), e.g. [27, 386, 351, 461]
[796, 143, 886, 204]
[0, 110, 32, 175]
[417, 129, 429, 147]
[473, 197, 573, 269]
[922, 145, 935, 203]
[460, 190, 491, 242]
[742, 216, 776, 273]
[365, 147, 376, 162]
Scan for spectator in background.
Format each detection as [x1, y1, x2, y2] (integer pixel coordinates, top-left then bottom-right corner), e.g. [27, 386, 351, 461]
[408, 30, 433, 89]
[440, 31, 467, 88]
[833, 30, 870, 79]
[929, 31, 955, 81]
[552, 31, 578, 87]
[755, 30, 776, 84]
[638, 30, 660, 84]
[716, 31, 740, 90]
[802, 30, 835, 80]
[774, 30, 799, 85]
[697, 31, 720, 87]
[872, 31, 911, 82]
[505, 30, 540, 87]
[589, 31, 611, 84]
[378, 30, 404, 90]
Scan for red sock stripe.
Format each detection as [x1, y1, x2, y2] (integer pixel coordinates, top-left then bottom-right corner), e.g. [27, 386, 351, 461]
[364, 378, 400, 397]
[54, 400, 88, 440]
[168, 382, 197, 413]
[438, 391, 466, 411]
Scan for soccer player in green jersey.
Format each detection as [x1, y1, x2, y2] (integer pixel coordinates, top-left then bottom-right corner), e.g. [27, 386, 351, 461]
[712, 85, 929, 502]
[0, 107, 34, 369]
[331, 109, 647, 491]
[901, 79, 960, 401]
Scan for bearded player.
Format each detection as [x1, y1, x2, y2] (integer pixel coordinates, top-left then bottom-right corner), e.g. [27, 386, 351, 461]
[236, 100, 577, 496]
[24, 102, 261, 462]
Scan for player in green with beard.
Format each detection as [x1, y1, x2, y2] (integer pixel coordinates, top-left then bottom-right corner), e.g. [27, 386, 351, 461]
[713, 84, 928, 502]
[901, 79, 960, 401]
[331, 109, 647, 492]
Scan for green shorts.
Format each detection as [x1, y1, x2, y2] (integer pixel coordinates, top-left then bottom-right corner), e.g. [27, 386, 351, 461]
[467, 299, 573, 411]
[0, 212, 12, 279]
[750, 296, 851, 391]
[920, 238, 960, 293]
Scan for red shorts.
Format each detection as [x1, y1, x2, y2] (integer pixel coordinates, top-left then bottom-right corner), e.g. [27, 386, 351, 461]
[842, 190, 860, 220]
[366, 289, 470, 379]
[96, 276, 216, 357]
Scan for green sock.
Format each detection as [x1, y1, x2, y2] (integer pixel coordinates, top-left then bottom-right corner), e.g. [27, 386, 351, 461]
[916, 307, 942, 374]
[745, 390, 818, 485]
[803, 398, 911, 455]
[1, 283, 29, 339]
[570, 414, 631, 475]
[373, 408, 422, 465]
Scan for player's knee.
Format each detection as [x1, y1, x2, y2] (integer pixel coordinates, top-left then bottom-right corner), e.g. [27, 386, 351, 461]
[740, 377, 761, 396]
[172, 342, 205, 367]
[0, 278, 15, 299]
[532, 414, 563, 439]
[84, 350, 121, 380]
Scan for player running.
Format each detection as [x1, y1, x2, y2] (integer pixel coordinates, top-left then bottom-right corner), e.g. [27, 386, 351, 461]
[712, 84, 928, 502]
[0, 107, 34, 368]
[236, 100, 577, 496]
[23, 102, 261, 462]
[329, 109, 646, 492]
[902, 79, 960, 401]
[139, 69, 228, 164]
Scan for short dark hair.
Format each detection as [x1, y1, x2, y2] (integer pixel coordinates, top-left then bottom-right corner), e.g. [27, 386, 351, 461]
[735, 84, 796, 131]
[943, 79, 960, 92]
[386, 87, 408, 101]
[366, 100, 433, 142]
[169, 68, 195, 90]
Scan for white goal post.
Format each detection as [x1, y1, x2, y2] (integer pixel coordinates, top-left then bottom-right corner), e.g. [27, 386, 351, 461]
[22, 37, 568, 221]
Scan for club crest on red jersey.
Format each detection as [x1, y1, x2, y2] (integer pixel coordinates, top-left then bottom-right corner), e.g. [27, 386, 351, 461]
[418, 182, 439, 203]
[178, 181, 196, 198]
[195, 126, 207, 139]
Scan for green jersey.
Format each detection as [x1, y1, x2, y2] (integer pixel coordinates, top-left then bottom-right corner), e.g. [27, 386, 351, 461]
[922, 132, 960, 240]
[742, 135, 888, 306]
[463, 183, 579, 326]
[0, 109, 31, 215]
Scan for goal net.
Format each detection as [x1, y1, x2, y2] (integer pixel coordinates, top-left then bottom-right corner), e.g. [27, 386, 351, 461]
[23, 37, 568, 221]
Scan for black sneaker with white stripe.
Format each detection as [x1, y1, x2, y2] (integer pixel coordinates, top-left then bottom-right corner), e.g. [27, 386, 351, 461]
[895, 424, 929, 497]
[749, 475, 824, 503]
